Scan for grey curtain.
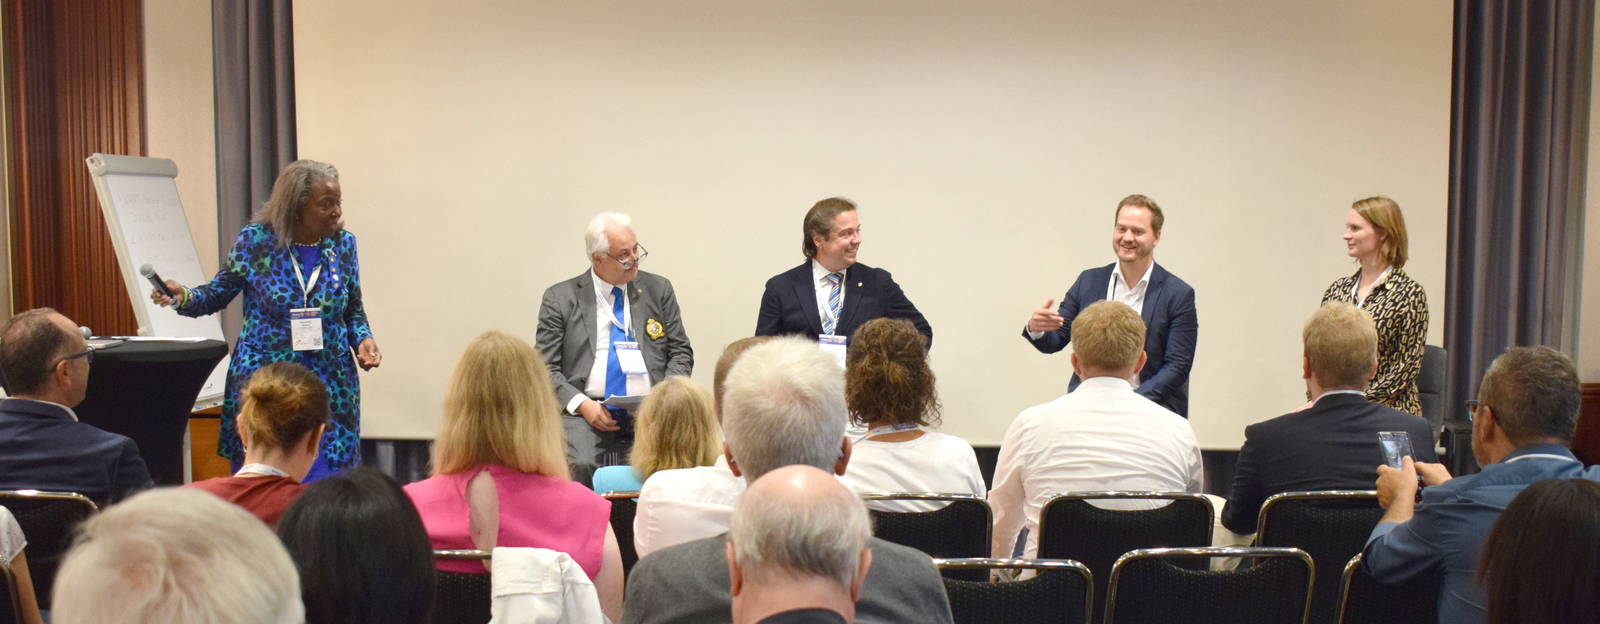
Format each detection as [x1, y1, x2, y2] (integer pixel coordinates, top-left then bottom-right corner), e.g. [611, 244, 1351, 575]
[1445, 0, 1593, 425]
[213, 0, 297, 343]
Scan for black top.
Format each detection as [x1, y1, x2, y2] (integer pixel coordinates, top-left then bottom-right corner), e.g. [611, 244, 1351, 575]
[758, 608, 849, 624]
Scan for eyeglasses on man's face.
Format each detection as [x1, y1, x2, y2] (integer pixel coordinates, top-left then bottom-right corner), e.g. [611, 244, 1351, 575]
[61, 346, 95, 366]
[606, 244, 649, 270]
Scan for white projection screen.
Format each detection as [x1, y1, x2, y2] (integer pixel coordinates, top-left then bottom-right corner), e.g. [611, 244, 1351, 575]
[295, 1, 1451, 448]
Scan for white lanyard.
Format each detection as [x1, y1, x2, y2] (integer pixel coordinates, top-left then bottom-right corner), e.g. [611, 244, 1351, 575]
[601, 288, 631, 338]
[866, 422, 920, 438]
[291, 252, 322, 307]
[1504, 453, 1578, 465]
[235, 463, 290, 478]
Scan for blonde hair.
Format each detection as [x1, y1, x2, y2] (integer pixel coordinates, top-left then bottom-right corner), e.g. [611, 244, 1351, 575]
[432, 331, 568, 479]
[1352, 196, 1409, 269]
[237, 362, 329, 451]
[1303, 302, 1379, 388]
[629, 376, 721, 482]
[1071, 301, 1146, 371]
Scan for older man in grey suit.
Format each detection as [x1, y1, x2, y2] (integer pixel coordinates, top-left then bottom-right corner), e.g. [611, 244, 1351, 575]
[537, 212, 694, 487]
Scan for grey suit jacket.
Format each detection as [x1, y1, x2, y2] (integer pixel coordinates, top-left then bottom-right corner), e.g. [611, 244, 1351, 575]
[621, 534, 953, 624]
[537, 269, 694, 409]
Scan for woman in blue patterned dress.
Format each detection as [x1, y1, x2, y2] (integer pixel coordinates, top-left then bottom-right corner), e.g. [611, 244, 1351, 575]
[151, 160, 381, 481]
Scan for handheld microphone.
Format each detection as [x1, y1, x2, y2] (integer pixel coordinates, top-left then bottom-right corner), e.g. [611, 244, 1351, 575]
[140, 264, 175, 298]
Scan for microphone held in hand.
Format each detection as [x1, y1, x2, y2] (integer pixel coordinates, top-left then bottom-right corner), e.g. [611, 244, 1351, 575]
[140, 264, 175, 298]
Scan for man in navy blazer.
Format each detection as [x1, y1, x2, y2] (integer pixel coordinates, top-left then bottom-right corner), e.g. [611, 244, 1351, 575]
[1024, 195, 1197, 416]
[1221, 302, 1435, 536]
[756, 197, 931, 347]
[0, 308, 151, 506]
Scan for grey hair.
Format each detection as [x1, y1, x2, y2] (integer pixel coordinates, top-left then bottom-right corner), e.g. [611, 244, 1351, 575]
[585, 212, 634, 257]
[722, 337, 848, 480]
[728, 475, 871, 587]
[254, 160, 339, 250]
[52, 488, 304, 624]
[1478, 345, 1582, 445]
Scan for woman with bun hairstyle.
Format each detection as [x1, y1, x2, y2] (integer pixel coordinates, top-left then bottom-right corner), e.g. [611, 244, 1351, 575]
[838, 317, 984, 512]
[590, 376, 721, 494]
[1321, 196, 1429, 416]
[184, 361, 327, 527]
[403, 331, 622, 622]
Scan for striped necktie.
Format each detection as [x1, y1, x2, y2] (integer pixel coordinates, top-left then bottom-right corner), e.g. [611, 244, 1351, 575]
[823, 272, 843, 335]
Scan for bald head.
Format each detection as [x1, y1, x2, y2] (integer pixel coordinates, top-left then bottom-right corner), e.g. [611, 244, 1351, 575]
[728, 465, 871, 588]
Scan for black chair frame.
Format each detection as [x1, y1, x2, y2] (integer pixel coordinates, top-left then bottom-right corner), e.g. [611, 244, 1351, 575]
[0, 490, 96, 612]
[861, 493, 991, 551]
[1334, 553, 1440, 624]
[1254, 491, 1381, 624]
[1037, 491, 1215, 622]
[933, 557, 1093, 624]
[601, 490, 641, 580]
[1254, 491, 1380, 539]
[432, 549, 493, 624]
[1105, 547, 1314, 624]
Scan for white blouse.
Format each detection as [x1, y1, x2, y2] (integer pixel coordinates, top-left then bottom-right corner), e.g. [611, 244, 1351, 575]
[1, 507, 24, 565]
[841, 431, 987, 512]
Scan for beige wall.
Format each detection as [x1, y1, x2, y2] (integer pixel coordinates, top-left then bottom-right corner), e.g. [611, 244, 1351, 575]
[144, 0, 219, 276]
[296, 0, 1453, 445]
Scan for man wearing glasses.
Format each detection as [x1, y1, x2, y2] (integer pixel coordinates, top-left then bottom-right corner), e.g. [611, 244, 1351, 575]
[0, 308, 152, 506]
[538, 212, 694, 488]
[755, 197, 932, 349]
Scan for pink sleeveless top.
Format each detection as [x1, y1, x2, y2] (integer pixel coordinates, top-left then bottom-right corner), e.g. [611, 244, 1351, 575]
[404, 465, 612, 578]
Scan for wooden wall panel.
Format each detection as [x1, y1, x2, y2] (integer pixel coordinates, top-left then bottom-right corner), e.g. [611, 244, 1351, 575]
[3, 0, 144, 334]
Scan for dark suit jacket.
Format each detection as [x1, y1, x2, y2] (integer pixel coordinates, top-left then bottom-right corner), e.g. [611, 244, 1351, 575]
[537, 270, 695, 410]
[0, 398, 152, 506]
[1220, 393, 1437, 535]
[620, 533, 953, 624]
[755, 261, 932, 348]
[1024, 262, 1197, 416]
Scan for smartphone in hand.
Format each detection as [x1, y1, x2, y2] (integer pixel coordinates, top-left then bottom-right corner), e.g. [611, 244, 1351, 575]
[1379, 431, 1414, 469]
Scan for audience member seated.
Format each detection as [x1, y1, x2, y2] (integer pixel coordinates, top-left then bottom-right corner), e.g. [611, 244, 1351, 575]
[403, 331, 622, 622]
[621, 337, 953, 624]
[1365, 346, 1600, 624]
[592, 376, 722, 494]
[1, 507, 44, 624]
[634, 336, 768, 557]
[0, 308, 151, 506]
[727, 465, 874, 624]
[989, 300, 1203, 559]
[185, 362, 327, 527]
[1478, 478, 1600, 624]
[51, 488, 302, 624]
[278, 467, 435, 624]
[1221, 302, 1436, 535]
[837, 318, 983, 512]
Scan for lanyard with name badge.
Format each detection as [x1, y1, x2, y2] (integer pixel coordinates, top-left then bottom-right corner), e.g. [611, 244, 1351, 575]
[605, 288, 651, 394]
[236, 463, 290, 478]
[291, 250, 324, 352]
[818, 334, 847, 369]
[866, 422, 920, 439]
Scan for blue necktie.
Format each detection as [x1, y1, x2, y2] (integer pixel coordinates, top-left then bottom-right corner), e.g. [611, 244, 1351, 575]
[605, 286, 630, 427]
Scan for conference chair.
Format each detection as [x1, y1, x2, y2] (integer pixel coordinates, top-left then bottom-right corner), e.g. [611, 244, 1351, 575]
[1334, 553, 1440, 624]
[933, 558, 1093, 624]
[601, 490, 641, 579]
[0, 560, 20, 624]
[1037, 492, 1213, 623]
[0, 490, 96, 612]
[1418, 345, 1447, 442]
[1105, 547, 1314, 624]
[862, 492, 991, 581]
[432, 549, 492, 624]
[1255, 491, 1383, 624]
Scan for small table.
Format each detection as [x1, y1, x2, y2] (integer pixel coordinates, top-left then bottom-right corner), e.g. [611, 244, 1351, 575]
[74, 339, 228, 486]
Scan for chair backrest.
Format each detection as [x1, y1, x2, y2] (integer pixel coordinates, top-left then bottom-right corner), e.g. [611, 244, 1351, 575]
[0, 560, 20, 624]
[1037, 492, 1214, 623]
[1419, 345, 1447, 438]
[862, 493, 992, 558]
[1335, 553, 1439, 624]
[432, 549, 492, 624]
[934, 558, 1093, 624]
[0, 490, 96, 612]
[1256, 491, 1383, 624]
[1106, 547, 1314, 624]
[601, 491, 640, 579]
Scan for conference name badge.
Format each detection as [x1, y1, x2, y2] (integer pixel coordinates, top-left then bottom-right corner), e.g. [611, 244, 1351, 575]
[646, 318, 665, 340]
[290, 308, 323, 352]
[818, 335, 847, 369]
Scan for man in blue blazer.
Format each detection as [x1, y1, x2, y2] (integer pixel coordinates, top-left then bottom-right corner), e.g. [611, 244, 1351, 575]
[756, 197, 932, 347]
[0, 308, 151, 506]
[1024, 195, 1197, 416]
